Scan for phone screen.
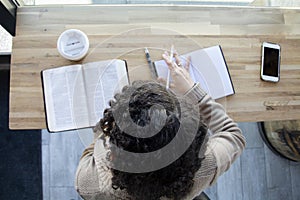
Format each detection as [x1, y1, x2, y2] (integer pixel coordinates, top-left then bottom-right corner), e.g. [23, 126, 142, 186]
[263, 47, 280, 77]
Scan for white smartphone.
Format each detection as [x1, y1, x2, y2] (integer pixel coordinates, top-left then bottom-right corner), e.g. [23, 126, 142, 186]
[261, 42, 281, 82]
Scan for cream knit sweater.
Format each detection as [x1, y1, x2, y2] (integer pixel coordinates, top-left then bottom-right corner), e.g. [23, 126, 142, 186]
[75, 83, 246, 200]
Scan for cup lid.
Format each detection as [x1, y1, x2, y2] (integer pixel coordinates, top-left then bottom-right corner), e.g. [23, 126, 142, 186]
[57, 29, 89, 61]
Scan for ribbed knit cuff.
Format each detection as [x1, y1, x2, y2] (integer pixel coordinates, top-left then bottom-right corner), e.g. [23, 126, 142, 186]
[184, 83, 207, 104]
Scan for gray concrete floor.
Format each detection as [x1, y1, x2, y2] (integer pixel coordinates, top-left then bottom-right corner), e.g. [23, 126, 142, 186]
[42, 122, 300, 200]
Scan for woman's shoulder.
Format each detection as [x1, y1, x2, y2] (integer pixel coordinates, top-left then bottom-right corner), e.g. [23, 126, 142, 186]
[76, 138, 132, 199]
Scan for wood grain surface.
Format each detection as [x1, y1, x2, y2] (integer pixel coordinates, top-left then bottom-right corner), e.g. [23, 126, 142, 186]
[9, 5, 300, 129]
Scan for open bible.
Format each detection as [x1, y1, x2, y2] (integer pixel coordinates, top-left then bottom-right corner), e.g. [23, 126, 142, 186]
[154, 45, 235, 100]
[41, 59, 129, 132]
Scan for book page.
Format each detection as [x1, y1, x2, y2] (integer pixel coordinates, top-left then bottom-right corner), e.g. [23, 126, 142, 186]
[42, 65, 90, 132]
[194, 46, 234, 98]
[186, 47, 230, 99]
[82, 59, 129, 126]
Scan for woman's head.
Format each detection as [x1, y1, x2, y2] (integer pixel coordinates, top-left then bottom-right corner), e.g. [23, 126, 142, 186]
[97, 80, 207, 200]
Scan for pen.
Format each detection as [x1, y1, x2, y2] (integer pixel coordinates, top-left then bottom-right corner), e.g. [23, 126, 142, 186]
[166, 45, 174, 90]
[144, 47, 157, 79]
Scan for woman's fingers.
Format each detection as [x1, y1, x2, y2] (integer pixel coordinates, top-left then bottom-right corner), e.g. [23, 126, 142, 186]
[162, 53, 174, 70]
[174, 51, 190, 71]
[185, 56, 191, 71]
[174, 52, 182, 67]
[162, 47, 190, 77]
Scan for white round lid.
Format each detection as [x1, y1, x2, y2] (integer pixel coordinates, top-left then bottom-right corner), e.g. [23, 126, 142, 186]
[57, 29, 89, 61]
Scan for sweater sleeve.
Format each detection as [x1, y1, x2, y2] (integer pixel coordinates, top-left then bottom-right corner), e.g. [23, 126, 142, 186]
[75, 141, 101, 198]
[185, 83, 246, 185]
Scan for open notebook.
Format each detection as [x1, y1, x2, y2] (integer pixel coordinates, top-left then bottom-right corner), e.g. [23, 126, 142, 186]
[41, 59, 129, 132]
[154, 45, 235, 99]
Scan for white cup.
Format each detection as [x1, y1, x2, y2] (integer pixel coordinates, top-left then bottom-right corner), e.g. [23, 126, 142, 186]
[57, 29, 89, 61]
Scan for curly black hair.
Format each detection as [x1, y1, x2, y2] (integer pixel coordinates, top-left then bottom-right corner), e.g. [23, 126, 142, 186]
[98, 80, 207, 200]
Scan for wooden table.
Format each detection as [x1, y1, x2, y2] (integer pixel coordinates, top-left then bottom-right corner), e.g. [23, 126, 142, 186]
[9, 5, 300, 130]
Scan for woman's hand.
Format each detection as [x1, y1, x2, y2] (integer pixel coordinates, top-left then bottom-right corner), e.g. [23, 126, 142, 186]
[159, 49, 195, 96]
